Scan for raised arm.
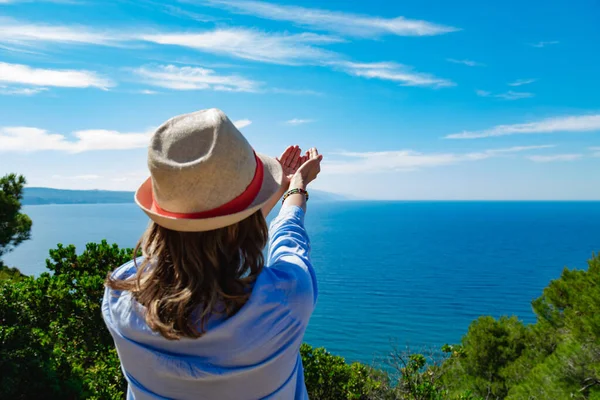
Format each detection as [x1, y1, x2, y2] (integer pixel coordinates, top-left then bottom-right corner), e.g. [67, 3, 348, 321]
[266, 148, 323, 314]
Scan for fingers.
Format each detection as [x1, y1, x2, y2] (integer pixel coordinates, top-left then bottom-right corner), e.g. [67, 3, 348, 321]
[290, 146, 301, 168]
[280, 145, 294, 159]
[293, 147, 303, 169]
[284, 145, 300, 167]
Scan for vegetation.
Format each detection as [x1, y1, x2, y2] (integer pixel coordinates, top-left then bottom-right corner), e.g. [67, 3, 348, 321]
[1, 175, 599, 398]
[0, 173, 32, 260]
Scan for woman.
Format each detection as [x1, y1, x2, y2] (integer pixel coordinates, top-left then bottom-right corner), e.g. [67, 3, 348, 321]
[102, 108, 322, 400]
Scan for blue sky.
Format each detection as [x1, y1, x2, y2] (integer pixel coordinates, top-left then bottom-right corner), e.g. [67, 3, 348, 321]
[0, 0, 599, 199]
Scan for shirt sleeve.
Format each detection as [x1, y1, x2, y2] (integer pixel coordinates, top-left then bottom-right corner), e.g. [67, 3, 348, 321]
[266, 205, 318, 318]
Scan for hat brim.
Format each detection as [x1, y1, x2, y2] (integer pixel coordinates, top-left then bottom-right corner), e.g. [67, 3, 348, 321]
[135, 153, 284, 232]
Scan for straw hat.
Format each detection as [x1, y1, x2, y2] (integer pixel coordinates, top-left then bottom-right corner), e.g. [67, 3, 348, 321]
[135, 108, 283, 232]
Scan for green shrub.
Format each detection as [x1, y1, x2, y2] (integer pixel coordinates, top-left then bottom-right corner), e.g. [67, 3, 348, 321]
[1, 242, 599, 399]
[301, 343, 390, 399]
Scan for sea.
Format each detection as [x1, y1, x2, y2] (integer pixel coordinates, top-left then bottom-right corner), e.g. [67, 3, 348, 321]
[4, 201, 600, 365]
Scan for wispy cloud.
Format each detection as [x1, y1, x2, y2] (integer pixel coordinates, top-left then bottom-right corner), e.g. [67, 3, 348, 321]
[494, 91, 535, 100]
[0, 20, 454, 91]
[0, 62, 113, 89]
[447, 58, 485, 67]
[529, 40, 559, 48]
[233, 119, 252, 129]
[590, 147, 600, 157]
[133, 64, 260, 92]
[285, 118, 314, 125]
[325, 145, 554, 174]
[527, 154, 582, 162]
[139, 28, 341, 65]
[139, 89, 158, 95]
[0, 0, 85, 5]
[446, 114, 600, 139]
[0, 86, 48, 95]
[270, 88, 323, 96]
[334, 61, 455, 88]
[0, 0, 84, 3]
[0, 19, 339, 66]
[0, 19, 455, 92]
[160, 4, 220, 22]
[476, 89, 534, 100]
[0, 18, 123, 47]
[205, 0, 459, 38]
[0, 126, 151, 152]
[508, 78, 536, 86]
[52, 174, 101, 180]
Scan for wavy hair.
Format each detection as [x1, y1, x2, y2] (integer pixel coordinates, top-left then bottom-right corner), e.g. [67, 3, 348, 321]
[106, 211, 268, 340]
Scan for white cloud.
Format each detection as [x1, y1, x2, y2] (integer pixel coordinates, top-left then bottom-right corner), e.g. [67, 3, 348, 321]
[52, 174, 101, 180]
[0, 20, 454, 92]
[205, 0, 459, 38]
[529, 40, 559, 48]
[325, 145, 554, 174]
[0, 126, 151, 152]
[0, 86, 48, 95]
[446, 114, 600, 139]
[495, 91, 535, 100]
[508, 78, 536, 86]
[334, 61, 455, 88]
[139, 89, 158, 95]
[476, 89, 534, 100]
[286, 118, 314, 125]
[233, 119, 252, 129]
[0, 20, 453, 92]
[447, 58, 485, 67]
[134, 64, 260, 92]
[139, 28, 340, 65]
[0, 18, 123, 46]
[590, 147, 600, 157]
[0, 19, 339, 66]
[527, 154, 582, 162]
[0, 0, 83, 3]
[270, 88, 323, 96]
[0, 62, 112, 89]
[160, 4, 219, 22]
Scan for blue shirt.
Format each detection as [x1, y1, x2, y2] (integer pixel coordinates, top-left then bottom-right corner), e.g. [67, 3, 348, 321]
[102, 206, 317, 400]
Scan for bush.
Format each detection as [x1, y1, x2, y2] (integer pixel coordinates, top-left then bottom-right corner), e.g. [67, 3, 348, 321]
[0, 241, 131, 399]
[301, 343, 390, 399]
[1, 243, 599, 399]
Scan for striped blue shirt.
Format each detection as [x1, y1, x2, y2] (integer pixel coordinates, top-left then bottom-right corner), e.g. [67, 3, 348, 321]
[102, 206, 317, 399]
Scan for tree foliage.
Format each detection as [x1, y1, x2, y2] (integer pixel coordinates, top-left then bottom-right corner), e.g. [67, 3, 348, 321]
[0, 239, 598, 398]
[0, 241, 131, 399]
[0, 173, 32, 260]
[441, 254, 600, 399]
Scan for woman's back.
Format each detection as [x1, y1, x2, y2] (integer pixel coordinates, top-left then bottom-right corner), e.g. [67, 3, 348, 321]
[103, 207, 317, 399]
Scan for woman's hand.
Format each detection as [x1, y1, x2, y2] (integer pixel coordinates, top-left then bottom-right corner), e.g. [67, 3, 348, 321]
[276, 145, 302, 185]
[289, 147, 323, 190]
[262, 145, 303, 217]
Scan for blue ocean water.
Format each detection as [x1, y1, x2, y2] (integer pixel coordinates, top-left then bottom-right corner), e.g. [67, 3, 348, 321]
[4, 201, 600, 364]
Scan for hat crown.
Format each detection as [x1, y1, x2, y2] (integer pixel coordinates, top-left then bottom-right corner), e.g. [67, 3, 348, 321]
[148, 108, 256, 214]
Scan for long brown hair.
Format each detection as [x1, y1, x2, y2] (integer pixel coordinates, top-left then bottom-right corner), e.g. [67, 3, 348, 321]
[106, 211, 268, 340]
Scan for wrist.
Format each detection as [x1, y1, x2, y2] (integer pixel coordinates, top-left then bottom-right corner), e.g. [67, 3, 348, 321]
[281, 175, 291, 191]
[282, 187, 309, 204]
[289, 176, 306, 190]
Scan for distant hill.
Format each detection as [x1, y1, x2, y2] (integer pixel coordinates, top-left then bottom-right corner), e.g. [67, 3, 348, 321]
[23, 187, 348, 205]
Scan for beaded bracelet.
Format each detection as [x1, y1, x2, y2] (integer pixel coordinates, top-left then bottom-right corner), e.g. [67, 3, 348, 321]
[282, 188, 309, 203]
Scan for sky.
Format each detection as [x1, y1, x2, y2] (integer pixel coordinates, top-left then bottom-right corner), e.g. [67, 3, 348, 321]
[0, 0, 599, 200]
